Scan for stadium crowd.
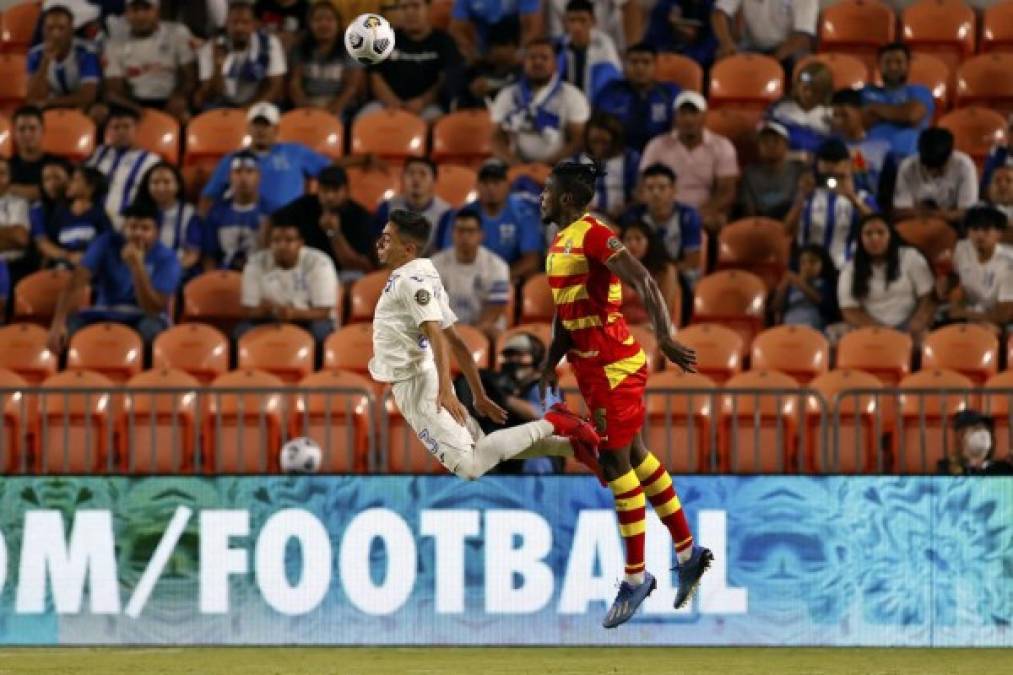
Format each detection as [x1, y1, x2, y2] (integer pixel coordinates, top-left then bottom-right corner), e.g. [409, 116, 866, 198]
[0, 0, 1012, 475]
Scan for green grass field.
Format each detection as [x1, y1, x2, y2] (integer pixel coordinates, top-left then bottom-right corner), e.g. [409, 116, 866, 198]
[0, 647, 1007, 675]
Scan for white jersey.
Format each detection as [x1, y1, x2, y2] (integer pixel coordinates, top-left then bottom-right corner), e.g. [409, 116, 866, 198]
[369, 258, 458, 384]
[953, 239, 1013, 313]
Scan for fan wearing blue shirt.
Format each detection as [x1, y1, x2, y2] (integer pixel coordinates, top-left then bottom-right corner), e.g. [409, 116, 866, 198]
[200, 102, 331, 215]
[861, 43, 934, 159]
[32, 166, 112, 269]
[203, 150, 270, 271]
[449, 0, 542, 62]
[578, 112, 640, 220]
[47, 201, 181, 351]
[830, 88, 896, 200]
[26, 5, 101, 111]
[643, 0, 716, 68]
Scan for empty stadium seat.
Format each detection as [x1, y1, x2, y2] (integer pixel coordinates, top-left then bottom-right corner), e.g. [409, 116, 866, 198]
[655, 53, 704, 92]
[66, 322, 144, 384]
[0, 2, 40, 54]
[37, 369, 114, 474]
[899, 52, 952, 114]
[202, 369, 285, 473]
[42, 109, 95, 162]
[350, 109, 426, 162]
[0, 323, 57, 384]
[13, 269, 90, 324]
[0, 368, 31, 473]
[324, 324, 375, 376]
[152, 323, 230, 384]
[237, 323, 316, 384]
[133, 108, 180, 165]
[183, 108, 248, 169]
[704, 108, 762, 167]
[291, 370, 374, 472]
[644, 370, 716, 473]
[896, 368, 975, 474]
[0, 53, 26, 116]
[520, 273, 554, 324]
[348, 270, 391, 323]
[955, 53, 1013, 118]
[807, 369, 886, 474]
[434, 164, 477, 207]
[819, 0, 897, 71]
[118, 368, 200, 474]
[708, 54, 784, 111]
[837, 326, 913, 386]
[673, 323, 744, 383]
[452, 323, 491, 373]
[750, 325, 831, 385]
[983, 370, 1013, 452]
[902, 0, 977, 71]
[182, 271, 245, 332]
[430, 109, 494, 166]
[277, 108, 344, 159]
[691, 270, 768, 349]
[716, 217, 790, 290]
[895, 218, 958, 271]
[982, 1, 1013, 53]
[720, 370, 800, 474]
[921, 323, 999, 386]
[794, 53, 870, 90]
[346, 167, 398, 209]
[938, 106, 1008, 168]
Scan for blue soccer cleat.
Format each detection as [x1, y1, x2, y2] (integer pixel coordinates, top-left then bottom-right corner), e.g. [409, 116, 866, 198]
[602, 572, 657, 629]
[673, 546, 714, 609]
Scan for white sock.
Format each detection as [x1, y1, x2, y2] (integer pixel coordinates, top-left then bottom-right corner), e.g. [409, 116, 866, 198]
[676, 546, 694, 565]
[454, 420, 554, 480]
[625, 571, 646, 586]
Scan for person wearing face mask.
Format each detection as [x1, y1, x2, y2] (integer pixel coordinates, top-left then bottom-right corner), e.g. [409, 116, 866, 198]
[939, 410, 1013, 476]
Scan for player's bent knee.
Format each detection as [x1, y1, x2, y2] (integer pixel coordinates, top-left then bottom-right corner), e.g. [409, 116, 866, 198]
[452, 460, 483, 481]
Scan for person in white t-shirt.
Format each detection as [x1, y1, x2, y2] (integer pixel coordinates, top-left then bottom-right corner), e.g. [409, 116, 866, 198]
[237, 219, 339, 352]
[987, 164, 1013, 227]
[712, 0, 818, 63]
[370, 209, 600, 480]
[431, 209, 511, 341]
[0, 157, 31, 287]
[837, 214, 935, 342]
[893, 127, 979, 226]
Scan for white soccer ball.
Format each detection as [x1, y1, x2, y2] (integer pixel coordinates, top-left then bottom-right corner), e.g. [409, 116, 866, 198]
[280, 436, 323, 474]
[344, 13, 396, 65]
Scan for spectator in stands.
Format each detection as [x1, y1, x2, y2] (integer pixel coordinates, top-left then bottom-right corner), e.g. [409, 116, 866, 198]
[773, 243, 838, 331]
[0, 258, 7, 321]
[134, 162, 203, 274]
[737, 120, 804, 220]
[939, 410, 1013, 476]
[26, 4, 101, 111]
[33, 166, 112, 269]
[48, 201, 181, 351]
[548, 0, 644, 53]
[431, 209, 511, 341]
[361, 0, 460, 122]
[450, 0, 541, 63]
[767, 61, 833, 156]
[557, 0, 621, 101]
[200, 103, 332, 215]
[711, 0, 817, 67]
[237, 218, 339, 350]
[28, 158, 72, 263]
[937, 206, 1013, 333]
[202, 150, 269, 271]
[0, 158, 32, 289]
[457, 25, 522, 110]
[620, 163, 701, 281]
[101, 0, 196, 124]
[981, 115, 1012, 194]
[830, 88, 895, 201]
[8, 106, 60, 202]
[579, 112, 639, 221]
[85, 106, 162, 227]
[892, 128, 978, 226]
[786, 139, 877, 271]
[194, 0, 286, 109]
[640, 91, 738, 234]
[158, 0, 227, 40]
[593, 43, 679, 154]
[375, 157, 451, 255]
[643, 0, 716, 68]
[288, 1, 363, 119]
[987, 164, 1013, 227]
[861, 43, 934, 159]
[439, 159, 543, 282]
[617, 220, 679, 325]
[271, 165, 376, 275]
[837, 214, 934, 343]
[492, 38, 590, 166]
[255, 0, 308, 52]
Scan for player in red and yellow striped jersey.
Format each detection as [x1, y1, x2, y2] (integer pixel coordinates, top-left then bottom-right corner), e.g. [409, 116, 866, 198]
[538, 162, 713, 629]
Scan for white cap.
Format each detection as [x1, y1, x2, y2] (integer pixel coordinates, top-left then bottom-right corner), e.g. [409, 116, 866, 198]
[247, 101, 280, 125]
[673, 91, 708, 113]
[757, 120, 790, 140]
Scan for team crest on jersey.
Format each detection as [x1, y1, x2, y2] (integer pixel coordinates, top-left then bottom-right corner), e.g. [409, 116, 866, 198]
[607, 236, 623, 252]
[415, 289, 431, 305]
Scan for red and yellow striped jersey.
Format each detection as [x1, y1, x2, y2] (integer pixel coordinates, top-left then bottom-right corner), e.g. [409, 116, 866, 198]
[546, 214, 647, 388]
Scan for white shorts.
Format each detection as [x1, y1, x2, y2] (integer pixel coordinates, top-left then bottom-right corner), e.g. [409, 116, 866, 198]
[391, 367, 485, 473]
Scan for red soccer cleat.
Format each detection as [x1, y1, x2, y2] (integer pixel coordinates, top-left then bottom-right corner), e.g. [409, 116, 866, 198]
[569, 435, 606, 485]
[545, 402, 601, 447]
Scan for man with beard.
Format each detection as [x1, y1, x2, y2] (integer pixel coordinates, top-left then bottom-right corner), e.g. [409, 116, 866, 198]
[861, 42, 934, 158]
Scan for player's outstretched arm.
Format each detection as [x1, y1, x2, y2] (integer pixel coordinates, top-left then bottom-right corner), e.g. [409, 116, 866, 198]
[538, 313, 572, 404]
[443, 324, 508, 424]
[420, 320, 470, 426]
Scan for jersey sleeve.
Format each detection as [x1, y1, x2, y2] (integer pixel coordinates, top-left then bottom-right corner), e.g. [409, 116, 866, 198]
[399, 274, 449, 328]
[583, 222, 624, 263]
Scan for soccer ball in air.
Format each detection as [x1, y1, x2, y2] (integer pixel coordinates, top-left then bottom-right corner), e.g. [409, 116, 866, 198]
[280, 436, 323, 474]
[344, 13, 396, 65]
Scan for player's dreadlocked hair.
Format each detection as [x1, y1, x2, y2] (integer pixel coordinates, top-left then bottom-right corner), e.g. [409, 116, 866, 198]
[551, 161, 601, 208]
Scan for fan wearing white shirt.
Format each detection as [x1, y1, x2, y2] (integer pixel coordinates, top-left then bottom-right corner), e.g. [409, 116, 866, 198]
[939, 206, 1013, 332]
[371, 209, 601, 480]
[0, 158, 31, 286]
[893, 127, 979, 226]
[987, 165, 1013, 227]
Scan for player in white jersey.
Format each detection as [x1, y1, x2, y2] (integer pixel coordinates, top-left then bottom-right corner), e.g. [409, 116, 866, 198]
[370, 210, 601, 479]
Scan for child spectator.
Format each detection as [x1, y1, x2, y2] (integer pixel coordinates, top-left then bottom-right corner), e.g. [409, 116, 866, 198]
[618, 220, 679, 326]
[773, 244, 838, 331]
[33, 166, 112, 269]
[202, 151, 269, 271]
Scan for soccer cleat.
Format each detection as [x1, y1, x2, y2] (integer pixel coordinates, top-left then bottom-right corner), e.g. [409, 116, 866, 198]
[569, 435, 604, 485]
[602, 572, 657, 629]
[673, 546, 714, 609]
[544, 403, 601, 447]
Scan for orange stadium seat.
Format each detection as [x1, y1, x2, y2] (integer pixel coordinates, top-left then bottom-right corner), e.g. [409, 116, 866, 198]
[691, 270, 768, 349]
[520, 273, 554, 324]
[291, 370, 374, 472]
[277, 108, 344, 159]
[674, 323, 744, 384]
[983, 370, 1013, 452]
[0, 368, 32, 473]
[794, 53, 870, 90]
[66, 322, 144, 384]
[181, 271, 245, 332]
[452, 323, 491, 373]
[0, 2, 40, 54]
[0, 323, 57, 384]
[644, 370, 716, 473]
[902, 0, 977, 72]
[708, 54, 784, 111]
[42, 109, 95, 162]
[202, 369, 285, 473]
[955, 53, 1013, 119]
[495, 323, 553, 368]
[13, 269, 90, 324]
[507, 163, 552, 188]
[434, 164, 477, 207]
[430, 0, 453, 29]
[324, 324, 375, 376]
[37, 369, 114, 474]
[237, 323, 316, 384]
[807, 369, 888, 474]
[837, 326, 913, 386]
[750, 325, 830, 385]
[819, 0, 897, 71]
[0, 53, 26, 116]
[183, 108, 247, 169]
[152, 323, 230, 385]
[720, 369, 800, 474]
[899, 52, 952, 114]
[895, 217, 958, 272]
[346, 166, 398, 209]
[704, 108, 762, 167]
[655, 53, 703, 92]
[431, 109, 494, 166]
[921, 323, 999, 386]
[348, 269, 391, 323]
[982, 0, 1013, 54]
[0, 115, 9, 158]
[384, 392, 447, 474]
[896, 368, 975, 474]
[938, 106, 1008, 168]
[132, 108, 180, 165]
[716, 217, 790, 290]
[118, 368, 200, 474]
[350, 109, 426, 162]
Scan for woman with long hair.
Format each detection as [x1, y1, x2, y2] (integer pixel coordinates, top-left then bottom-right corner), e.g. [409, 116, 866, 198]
[134, 161, 202, 273]
[618, 220, 680, 325]
[32, 165, 111, 269]
[579, 112, 640, 221]
[288, 1, 363, 118]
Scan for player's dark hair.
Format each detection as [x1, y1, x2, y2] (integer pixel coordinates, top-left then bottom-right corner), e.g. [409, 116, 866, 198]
[626, 41, 657, 57]
[815, 138, 851, 164]
[121, 200, 160, 222]
[852, 214, 901, 300]
[551, 161, 599, 209]
[108, 105, 142, 122]
[565, 0, 594, 15]
[831, 88, 864, 108]
[454, 208, 483, 227]
[390, 209, 432, 249]
[404, 156, 438, 178]
[642, 162, 676, 183]
[12, 104, 43, 124]
[878, 41, 911, 60]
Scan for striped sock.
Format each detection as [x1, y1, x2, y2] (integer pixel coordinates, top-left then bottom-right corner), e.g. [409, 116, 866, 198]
[634, 452, 695, 564]
[608, 469, 647, 585]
